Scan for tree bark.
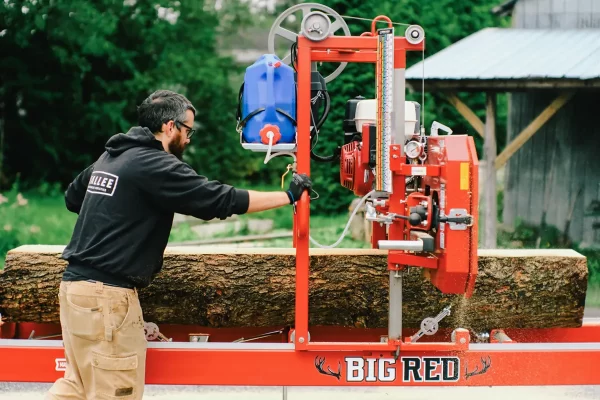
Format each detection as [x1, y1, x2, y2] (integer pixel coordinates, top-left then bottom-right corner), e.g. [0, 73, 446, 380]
[0, 245, 588, 331]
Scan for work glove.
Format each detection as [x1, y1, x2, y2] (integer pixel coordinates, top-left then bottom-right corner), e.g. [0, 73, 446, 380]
[286, 173, 312, 204]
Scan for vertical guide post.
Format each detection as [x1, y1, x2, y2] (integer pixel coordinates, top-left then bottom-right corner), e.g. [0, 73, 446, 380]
[385, 28, 405, 342]
[294, 37, 312, 349]
[388, 270, 403, 341]
[376, 28, 395, 193]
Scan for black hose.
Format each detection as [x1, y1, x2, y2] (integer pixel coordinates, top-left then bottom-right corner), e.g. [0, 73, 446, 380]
[289, 42, 339, 164]
[310, 146, 341, 163]
[310, 91, 340, 163]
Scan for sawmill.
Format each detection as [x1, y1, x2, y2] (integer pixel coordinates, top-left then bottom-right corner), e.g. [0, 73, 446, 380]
[0, 2, 598, 391]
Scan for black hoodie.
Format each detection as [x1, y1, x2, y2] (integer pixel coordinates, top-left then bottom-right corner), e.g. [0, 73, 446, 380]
[61, 127, 249, 288]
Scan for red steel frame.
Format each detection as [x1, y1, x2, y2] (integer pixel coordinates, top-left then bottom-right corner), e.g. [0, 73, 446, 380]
[293, 21, 434, 354]
[1, 21, 600, 388]
[1, 322, 600, 386]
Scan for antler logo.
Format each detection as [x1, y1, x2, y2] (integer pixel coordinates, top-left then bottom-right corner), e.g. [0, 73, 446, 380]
[315, 356, 341, 381]
[465, 356, 492, 380]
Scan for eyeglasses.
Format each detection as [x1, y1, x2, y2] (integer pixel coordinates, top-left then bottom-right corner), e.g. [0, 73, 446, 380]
[175, 120, 195, 138]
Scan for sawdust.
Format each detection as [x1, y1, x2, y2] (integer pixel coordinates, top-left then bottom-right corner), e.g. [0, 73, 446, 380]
[451, 295, 477, 339]
[453, 296, 470, 327]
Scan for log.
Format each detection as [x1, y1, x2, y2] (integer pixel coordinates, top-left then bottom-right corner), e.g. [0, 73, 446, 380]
[0, 245, 588, 331]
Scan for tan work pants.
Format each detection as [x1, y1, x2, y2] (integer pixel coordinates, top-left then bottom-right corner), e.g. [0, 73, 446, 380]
[46, 281, 147, 399]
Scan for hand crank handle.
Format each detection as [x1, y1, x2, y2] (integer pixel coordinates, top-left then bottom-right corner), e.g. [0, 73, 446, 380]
[158, 332, 171, 342]
[410, 306, 452, 343]
[434, 306, 452, 322]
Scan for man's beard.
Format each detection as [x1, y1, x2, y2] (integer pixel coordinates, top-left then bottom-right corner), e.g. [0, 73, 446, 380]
[168, 137, 185, 160]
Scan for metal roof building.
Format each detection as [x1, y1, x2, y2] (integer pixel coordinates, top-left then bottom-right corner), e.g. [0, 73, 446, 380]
[403, 0, 600, 250]
[405, 27, 600, 90]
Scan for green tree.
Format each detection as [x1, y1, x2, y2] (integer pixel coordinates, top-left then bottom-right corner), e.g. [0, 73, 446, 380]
[0, 0, 255, 189]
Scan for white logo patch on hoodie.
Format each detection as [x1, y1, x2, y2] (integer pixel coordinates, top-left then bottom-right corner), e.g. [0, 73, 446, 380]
[87, 171, 119, 196]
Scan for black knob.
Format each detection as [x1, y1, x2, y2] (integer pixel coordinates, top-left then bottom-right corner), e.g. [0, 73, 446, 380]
[409, 212, 422, 226]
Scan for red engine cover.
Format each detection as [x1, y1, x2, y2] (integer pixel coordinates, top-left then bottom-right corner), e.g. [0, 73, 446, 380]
[340, 141, 373, 196]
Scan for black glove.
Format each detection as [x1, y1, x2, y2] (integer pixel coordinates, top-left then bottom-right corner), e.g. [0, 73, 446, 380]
[286, 173, 312, 204]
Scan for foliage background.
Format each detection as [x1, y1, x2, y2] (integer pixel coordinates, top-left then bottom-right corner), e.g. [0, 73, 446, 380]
[0, 0, 257, 191]
[1, 0, 598, 293]
[0, 0, 509, 215]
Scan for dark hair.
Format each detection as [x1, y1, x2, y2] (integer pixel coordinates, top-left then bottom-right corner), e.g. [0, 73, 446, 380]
[137, 90, 196, 133]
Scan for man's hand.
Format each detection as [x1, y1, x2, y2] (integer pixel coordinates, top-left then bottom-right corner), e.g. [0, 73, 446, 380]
[286, 173, 312, 204]
[244, 173, 313, 214]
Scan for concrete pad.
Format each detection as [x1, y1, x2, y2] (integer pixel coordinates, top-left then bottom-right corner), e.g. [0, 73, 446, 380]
[584, 307, 600, 318]
[0, 383, 599, 400]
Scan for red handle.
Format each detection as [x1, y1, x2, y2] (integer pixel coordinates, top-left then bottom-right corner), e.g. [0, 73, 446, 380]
[359, 16, 393, 36]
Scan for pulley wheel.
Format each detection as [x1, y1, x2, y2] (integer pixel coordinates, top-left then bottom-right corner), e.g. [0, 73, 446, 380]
[301, 11, 331, 42]
[267, 3, 351, 83]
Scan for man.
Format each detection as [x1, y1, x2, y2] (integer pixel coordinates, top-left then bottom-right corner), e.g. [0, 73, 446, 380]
[46, 90, 312, 399]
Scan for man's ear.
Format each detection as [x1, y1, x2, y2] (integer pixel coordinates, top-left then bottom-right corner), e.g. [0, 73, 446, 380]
[163, 120, 175, 137]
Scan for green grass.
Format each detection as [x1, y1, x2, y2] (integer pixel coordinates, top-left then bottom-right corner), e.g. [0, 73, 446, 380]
[0, 184, 79, 268]
[169, 223, 201, 243]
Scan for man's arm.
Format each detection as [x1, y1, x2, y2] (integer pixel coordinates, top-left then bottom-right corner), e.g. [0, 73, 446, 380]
[246, 191, 291, 213]
[245, 174, 313, 213]
[64, 163, 95, 214]
[152, 161, 312, 220]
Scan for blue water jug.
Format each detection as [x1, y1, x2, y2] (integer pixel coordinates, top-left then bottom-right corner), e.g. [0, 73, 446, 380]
[238, 54, 296, 144]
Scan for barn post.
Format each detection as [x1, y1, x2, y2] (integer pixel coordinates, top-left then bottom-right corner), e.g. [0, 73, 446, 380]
[484, 92, 497, 249]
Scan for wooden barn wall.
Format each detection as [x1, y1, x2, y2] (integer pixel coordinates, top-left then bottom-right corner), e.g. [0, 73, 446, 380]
[503, 92, 600, 247]
[513, 0, 600, 29]
[502, 0, 600, 247]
